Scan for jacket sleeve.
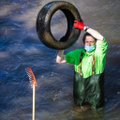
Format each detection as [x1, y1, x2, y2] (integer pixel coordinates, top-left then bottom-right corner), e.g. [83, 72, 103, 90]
[96, 38, 108, 53]
[65, 49, 85, 65]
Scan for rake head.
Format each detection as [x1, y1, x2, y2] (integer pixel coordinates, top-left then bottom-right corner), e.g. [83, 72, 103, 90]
[25, 67, 37, 87]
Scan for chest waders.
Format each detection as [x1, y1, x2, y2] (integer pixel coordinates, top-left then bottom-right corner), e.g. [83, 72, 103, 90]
[73, 55, 104, 110]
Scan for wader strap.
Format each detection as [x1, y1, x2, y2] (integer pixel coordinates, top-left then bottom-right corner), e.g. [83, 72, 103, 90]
[77, 53, 84, 76]
[77, 62, 83, 76]
[92, 55, 96, 75]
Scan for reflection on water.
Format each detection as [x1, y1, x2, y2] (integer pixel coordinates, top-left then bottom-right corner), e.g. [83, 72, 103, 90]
[0, 0, 120, 120]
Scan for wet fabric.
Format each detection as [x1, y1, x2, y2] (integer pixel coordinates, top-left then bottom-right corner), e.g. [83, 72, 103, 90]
[73, 72, 104, 110]
[65, 38, 108, 78]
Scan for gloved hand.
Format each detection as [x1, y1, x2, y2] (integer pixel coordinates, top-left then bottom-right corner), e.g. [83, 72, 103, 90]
[74, 20, 86, 30]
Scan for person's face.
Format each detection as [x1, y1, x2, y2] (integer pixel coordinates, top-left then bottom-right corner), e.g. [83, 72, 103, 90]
[84, 36, 96, 46]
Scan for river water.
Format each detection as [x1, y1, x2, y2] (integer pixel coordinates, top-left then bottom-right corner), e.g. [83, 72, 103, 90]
[0, 0, 120, 120]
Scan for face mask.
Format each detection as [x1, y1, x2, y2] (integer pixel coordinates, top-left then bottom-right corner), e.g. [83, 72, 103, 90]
[84, 45, 96, 52]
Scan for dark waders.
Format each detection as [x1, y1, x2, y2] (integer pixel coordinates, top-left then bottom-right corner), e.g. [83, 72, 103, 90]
[73, 72, 104, 110]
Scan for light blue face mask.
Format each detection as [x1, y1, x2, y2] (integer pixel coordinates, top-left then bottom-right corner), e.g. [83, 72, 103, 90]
[85, 45, 96, 52]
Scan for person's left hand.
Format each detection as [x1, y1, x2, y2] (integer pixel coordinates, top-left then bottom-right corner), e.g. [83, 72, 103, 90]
[74, 20, 85, 30]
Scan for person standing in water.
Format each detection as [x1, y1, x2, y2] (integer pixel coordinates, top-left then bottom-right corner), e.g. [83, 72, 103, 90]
[56, 20, 108, 111]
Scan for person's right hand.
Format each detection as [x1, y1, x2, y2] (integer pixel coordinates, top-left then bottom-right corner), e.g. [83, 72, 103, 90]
[74, 20, 86, 30]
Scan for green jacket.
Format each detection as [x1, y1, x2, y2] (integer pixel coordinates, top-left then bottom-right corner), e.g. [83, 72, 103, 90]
[65, 38, 108, 78]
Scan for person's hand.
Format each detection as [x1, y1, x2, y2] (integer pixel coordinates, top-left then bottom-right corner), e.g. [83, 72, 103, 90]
[74, 20, 86, 30]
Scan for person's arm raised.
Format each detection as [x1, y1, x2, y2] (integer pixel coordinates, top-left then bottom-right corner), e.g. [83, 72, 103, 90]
[84, 27, 104, 40]
[74, 20, 104, 40]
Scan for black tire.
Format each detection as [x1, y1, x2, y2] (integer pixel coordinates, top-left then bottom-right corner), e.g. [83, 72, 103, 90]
[36, 1, 82, 49]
